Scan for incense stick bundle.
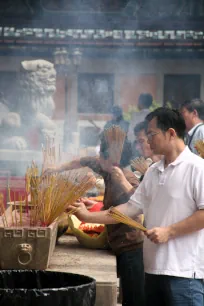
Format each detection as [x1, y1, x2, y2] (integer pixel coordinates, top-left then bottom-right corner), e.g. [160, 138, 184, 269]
[2, 138, 95, 229]
[103, 125, 126, 165]
[41, 137, 61, 174]
[108, 206, 146, 232]
[26, 166, 96, 227]
[195, 140, 204, 158]
[131, 157, 152, 174]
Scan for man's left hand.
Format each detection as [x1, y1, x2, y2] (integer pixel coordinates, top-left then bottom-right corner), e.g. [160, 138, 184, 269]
[145, 227, 171, 244]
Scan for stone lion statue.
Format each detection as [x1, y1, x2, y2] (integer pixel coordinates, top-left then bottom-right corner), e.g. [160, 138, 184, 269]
[19, 60, 57, 144]
[19, 60, 56, 118]
[0, 59, 57, 150]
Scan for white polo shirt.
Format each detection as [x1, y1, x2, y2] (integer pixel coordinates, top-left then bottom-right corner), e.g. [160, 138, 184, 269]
[188, 123, 204, 154]
[129, 147, 204, 278]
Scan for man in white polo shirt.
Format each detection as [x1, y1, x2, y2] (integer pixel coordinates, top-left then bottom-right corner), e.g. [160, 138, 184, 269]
[69, 107, 204, 306]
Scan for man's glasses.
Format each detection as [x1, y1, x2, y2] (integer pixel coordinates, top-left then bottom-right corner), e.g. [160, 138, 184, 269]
[146, 131, 160, 140]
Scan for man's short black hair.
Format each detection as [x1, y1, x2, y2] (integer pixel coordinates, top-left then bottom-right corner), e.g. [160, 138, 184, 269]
[138, 93, 153, 109]
[145, 107, 186, 140]
[180, 98, 204, 120]
[134, 121, 148, 136]
[111, 105, 123, 117]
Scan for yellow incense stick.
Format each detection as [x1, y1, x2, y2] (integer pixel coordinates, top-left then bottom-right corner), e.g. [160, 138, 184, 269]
[14, 193, 17, 227]
[8, 186, 14, 226]
[109, 207, 146, 232]
[0, 206, 5, 227]
[19, 195, 23, 226]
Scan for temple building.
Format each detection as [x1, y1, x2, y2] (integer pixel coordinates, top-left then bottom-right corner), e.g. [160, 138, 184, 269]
[0, 0, 204, 161]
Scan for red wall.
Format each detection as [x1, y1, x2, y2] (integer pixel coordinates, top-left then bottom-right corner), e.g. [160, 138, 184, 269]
[53, 74, 157, 119]
[119, 74, 157, 111]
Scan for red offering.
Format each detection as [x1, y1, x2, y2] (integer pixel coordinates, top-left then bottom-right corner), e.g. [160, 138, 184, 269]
[89, 202, 103, 212]
[79, 223, 105, 238]
[79, 201, 104, 237]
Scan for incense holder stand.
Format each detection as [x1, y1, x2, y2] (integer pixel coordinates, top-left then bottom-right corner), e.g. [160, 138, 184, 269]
[0, 221, 57, 269]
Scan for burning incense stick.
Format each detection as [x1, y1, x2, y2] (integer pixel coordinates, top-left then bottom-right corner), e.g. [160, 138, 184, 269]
[14, 193, 17, 227]
[8, 185, 14, 226]
[25, 165, 96, 227]
[19, 195, 23, 227]
[103, 125, 126, 165]
[3, 138, 96, 229]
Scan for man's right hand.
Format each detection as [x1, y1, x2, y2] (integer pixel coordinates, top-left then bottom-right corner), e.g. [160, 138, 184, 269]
[80, 197, 97, 210]
[67, 201, 91, 222]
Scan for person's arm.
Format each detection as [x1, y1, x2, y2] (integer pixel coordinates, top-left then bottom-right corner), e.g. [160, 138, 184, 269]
[111, 167, 139, 196]
[120, 177, 136, 195]
[169, 210, 204, 238]
[68, 165, 148, 224]
[145, 210, 204, 244]
[68, 199, 141, 225]
[57, 159, 82, 172]
[80, 156, 103, 175]
[46, 156, 101, 174]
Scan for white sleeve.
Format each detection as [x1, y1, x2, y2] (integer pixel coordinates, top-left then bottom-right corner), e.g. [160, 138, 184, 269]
[193, 164, 204, 210]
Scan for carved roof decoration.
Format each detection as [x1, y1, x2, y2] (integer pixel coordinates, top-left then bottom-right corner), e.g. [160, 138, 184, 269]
[0, 0, 204, 58]
[1, 27, 204, 49]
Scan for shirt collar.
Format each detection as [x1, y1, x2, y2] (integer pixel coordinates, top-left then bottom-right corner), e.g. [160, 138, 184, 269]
[188, 123, 203, 136]
[154, 146, 191, 172]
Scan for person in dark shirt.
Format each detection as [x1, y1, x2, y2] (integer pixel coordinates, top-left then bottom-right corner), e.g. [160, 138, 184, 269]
[47, 134, 145, 306]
